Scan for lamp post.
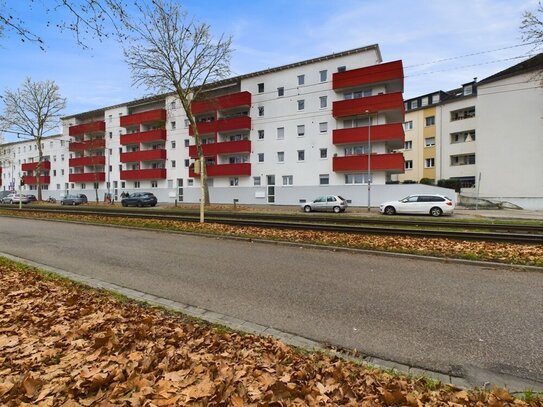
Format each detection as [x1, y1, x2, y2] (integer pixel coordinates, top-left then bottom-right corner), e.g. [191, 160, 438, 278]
[366, 110, 371, 212]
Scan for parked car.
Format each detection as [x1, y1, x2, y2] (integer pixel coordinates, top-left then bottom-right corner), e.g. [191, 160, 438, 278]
[379, 194, 454, 217]
[60, 194, 88, 205]
[25, 194, 37, 202]
[2, 193, 31, 204]
[301, 195, 348, 213]
[121, 192, 157, 207]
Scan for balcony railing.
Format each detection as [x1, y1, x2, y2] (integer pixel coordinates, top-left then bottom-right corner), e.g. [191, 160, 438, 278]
[188, 140, 251, 158]
[22, 175, 50, 185]
[120, 149, 167, 163]
[332, 123, 405, 149]
[332, 92, 404, 118]
[69, 172, 106, 182]
[189, 116, 251, 136]
[120, 168, 167, 180]
[120, 109, 167, 128]
[69, 121, 106, 136]
[68, 139, 106, 152]
[191, 91, 252, 115]
[189, 163, 251, 177]
[333, 60, 404, 91]
[332, 153, 404, 173]
[21, 161, 51, 172]
[120, 129, 167, 145]
[69, 156, 106, 167]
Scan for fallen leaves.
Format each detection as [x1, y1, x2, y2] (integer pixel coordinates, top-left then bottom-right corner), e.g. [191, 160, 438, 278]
[1, 258, 541, 406]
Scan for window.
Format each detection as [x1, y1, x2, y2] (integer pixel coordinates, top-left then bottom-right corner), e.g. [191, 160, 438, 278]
[170, 101, 176, 110]
[319, 96, 327, 108]
[184, 119, 190, 128]
[450, 154, 476, 166]
[182, 139, 188, 148]
[319, 148, 327, 159]
[134, 181, 140, 188]
[61, 169, 64, 176]
[451, 107, 475, 121]
[405, 160, 413, 170]
[297, 99, 305, 110]
[319, 70, 327, 82]
[297, 150, 305, 161]
[229, 177, 239, 186]
[277, 87, 284, 97]
[432, 93, 440, 104]
[298, 74, 305, 85]
[258, 129, 264, 139]
[411, 100, 418, 109]
[277, 127, 285, 140]
[345, 173, 369, 184]
[337, 66, 346, 72]
[425, 137, 436, 147]
[171, 121, 176, 130]
[344, 145, 368, 155]
[151, 180, 158, 188]
[258, 153, 264, 162]
[344, 89, 372, 100]
[463, 84, 473, 96]
[258, 106, 264, 116]
[258, 83, 264, 93]
[61, 154, 64, 161]
[424, 158, 435, 168]
[404, 140, 413, 150]
[188, 179, 194, 186]
[277, 151, 284, 162]
[171, 160, 176, 168]
[425, 116, 435, 126]
[319, 122, 328, 133]
[253, 176, 261, 186]
[319, 174, 329, 185]
[282, 175, 293, 186]
[53, 155, 57, 162]
[171, 141, 176, 149]
[297, 125, 305, 137]
[53, 170, 57, 176]
[184, 159, 189, 167]
[421, 97, 429, 107]
[451, 130, 476, 143]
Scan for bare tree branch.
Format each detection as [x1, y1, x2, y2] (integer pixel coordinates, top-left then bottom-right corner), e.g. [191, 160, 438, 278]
[521, 1, 543, 52]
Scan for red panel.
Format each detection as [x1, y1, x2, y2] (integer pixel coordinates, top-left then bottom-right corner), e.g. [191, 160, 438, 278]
[120, 168, 167, 180]
[69, 156, 106, 167]
[189, 163, 251, 177]
[69, 139, 106, 152]
[333, 123, 405, 146]
[189, 140, 251, 158]
[21, 161, 51, 172]
[191, 91, 252, 115]
[120, 109, 167, 127]
[69, 121, 105, 136]
[189, 116, 251, 136]
[332, 92, 404, 118]
[120, 149, 167, 163]
[333, 153, 405, 173]
[22, 175, 50, 185]
[333, 60, 404, 90]
[120, 129, 167, 145]
[69, 172, 106, 182]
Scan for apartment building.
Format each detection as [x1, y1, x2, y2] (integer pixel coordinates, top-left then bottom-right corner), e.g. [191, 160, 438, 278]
[1, 44, 410, 206]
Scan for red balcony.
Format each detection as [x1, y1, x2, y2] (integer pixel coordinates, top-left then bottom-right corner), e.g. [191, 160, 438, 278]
[188, 140, 251, 158]
[69, 139, 106, 152]
[69, 121, 105, 136]
[120, 168, 167, 180]
[120, 109, 167, 128]
[333, 60, 404, 91]
[189, 163, 251, 177]
[332, 93, 404, 118]
[333, 153, 405, 173]
[189, 116, 251, 136]
[120, 149, 167, 163]
[69, 156, 106, 167]
[191, 91, 252, 115]
[22, 175, 50, 185]
[333, 123, 405, 149]
[120, 129, 167, 145]
[69, 172, 106, 182]
[21, 161, 51, 172]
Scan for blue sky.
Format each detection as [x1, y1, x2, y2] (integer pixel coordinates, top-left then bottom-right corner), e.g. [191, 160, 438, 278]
[0, 0, 539, 141]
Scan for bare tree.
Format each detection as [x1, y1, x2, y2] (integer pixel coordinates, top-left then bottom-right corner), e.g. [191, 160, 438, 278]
[521, 1, 543, 51]
[0, 78, 66, 200]
[124, 0, 232, 217]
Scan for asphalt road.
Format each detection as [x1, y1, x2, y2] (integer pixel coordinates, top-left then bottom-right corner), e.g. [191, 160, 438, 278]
[1, 217, 542, 385]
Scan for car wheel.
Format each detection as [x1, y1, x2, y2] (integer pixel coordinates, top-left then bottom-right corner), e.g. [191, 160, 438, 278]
[384, 206, 396, 215]
[430, 207, 443, 217]
[137, 202, 143, 207]
[122, 202, 127, 207]
[303, 205, 311, 213]
[72, 201, 76, 205]
[60, 201, 65, 205]
[333, 206, 341, 213]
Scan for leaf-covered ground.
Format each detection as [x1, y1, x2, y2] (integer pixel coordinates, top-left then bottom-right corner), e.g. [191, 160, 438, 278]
[1, 258, 541, 406]
[1, 209, 542, 267]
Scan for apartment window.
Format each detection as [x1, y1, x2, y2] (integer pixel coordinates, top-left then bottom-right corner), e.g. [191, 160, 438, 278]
[451, 130, 476, 143]
[319, 148, 327, 159]
[337, 66, 346, 72]
[171, 141, 176, 149]
[421, 97, 428, 107]
[411, 100, 418, 109]
[425, 158, 435, 168]
[319, 70, 327, 82]
[109, 132, 113, 139]
[298, 74, 305, 85]
[425, 116, 435, 126]
[184, 159, 189, 167]
[171, 160, 176, 168]
[151, 180, 158, 188]
[282, 175, 293, 186]
[187, 179, 194, 186]
[451, 107, 475, 121]
[319, 174, 329, 185]
[258, 129, 264, 139]
[171, 121, 176, 130]
[319, 122, 328, 133]
[432, 93, 441, 104]
[405, 160, 413, 170]
[56, 184, 60, 190]
[425, 137, 436, 147]
[451, 154, 476, 166]
[258, 83, 264, 93]
[297, 150, 305, 161]
[258, 106, 264, 116]
[297, 99, 305, 110]
[297, 125, 305, 137]
[229, 177, 239, 186]
[276, 127, 285, 140]
[53, 170, 57, 176]
[319, 96, 327, 108]
[61, 169, 64, 176]
[253, 176, 261, 186]
[61, 154, 64, 161]
[133, 181, 140, 188]
[345, 173, 369, 184]
[53, 155, 57, 162]
[277, 151, 284, 162]
[277, 87, 284, 97]
[404, 140, 413, 150]
[184, 119, 190, 127]
[258, 153, 264, 162]
[463, 84, 473, 96]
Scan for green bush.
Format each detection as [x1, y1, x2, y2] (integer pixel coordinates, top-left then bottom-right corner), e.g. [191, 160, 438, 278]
[437, 178, 462, 192]
[419, 178, 434, 185]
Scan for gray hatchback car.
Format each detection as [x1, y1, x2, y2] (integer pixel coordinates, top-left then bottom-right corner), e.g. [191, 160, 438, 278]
[60, 194, 88, 205]
[301, 195, 348, 213]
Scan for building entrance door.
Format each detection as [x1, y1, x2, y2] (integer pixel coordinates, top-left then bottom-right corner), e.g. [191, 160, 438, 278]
[267, 175, 275, 204]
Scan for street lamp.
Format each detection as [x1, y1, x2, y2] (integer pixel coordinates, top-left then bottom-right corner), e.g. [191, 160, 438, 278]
[366, 110, 372, 212]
